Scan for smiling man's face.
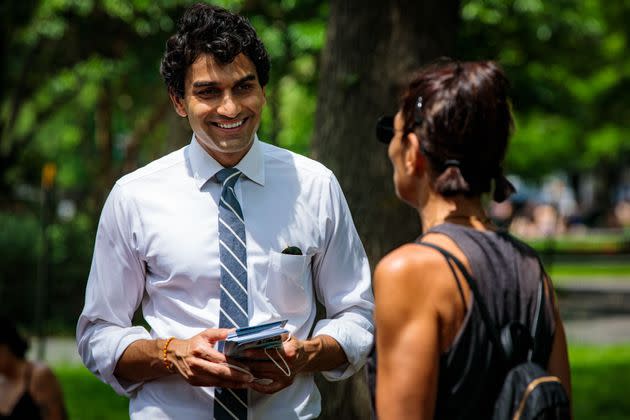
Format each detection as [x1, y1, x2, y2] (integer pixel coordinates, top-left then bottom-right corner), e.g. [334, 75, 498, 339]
[170, 53, 266, 167]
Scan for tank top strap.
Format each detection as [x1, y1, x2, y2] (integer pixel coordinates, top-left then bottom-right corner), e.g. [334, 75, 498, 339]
[423, 223, 488, 276]
[415, 238, 469, 311]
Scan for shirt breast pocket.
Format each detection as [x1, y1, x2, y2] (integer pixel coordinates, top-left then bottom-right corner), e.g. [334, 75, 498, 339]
[264, 250, 311, 315]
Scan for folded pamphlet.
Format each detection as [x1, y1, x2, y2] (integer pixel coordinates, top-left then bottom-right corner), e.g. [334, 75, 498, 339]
[222, 319, 288, 356]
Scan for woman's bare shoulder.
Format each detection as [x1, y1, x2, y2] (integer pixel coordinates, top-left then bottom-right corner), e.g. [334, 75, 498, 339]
[375, 243, 453, 305]
[29, 362, 62, 396]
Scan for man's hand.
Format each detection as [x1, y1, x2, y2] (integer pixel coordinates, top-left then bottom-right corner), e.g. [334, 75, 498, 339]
[168, 328, 254, 388]
[239, 334, 310, 394]
[115, 331, 346, 392]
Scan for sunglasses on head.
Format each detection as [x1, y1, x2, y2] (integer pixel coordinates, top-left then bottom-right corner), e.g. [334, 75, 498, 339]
[375, 96, 424, 144]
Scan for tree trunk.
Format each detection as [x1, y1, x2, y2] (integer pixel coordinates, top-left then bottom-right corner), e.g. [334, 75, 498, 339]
[311, 0, 460, 418]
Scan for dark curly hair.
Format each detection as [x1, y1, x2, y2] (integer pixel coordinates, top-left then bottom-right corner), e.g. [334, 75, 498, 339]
[0, 317, 29, 359]
[160, 3, 270, 98]
[400, 59, 516, 202]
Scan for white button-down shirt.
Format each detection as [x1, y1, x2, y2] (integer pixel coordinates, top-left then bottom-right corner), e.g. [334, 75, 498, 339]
[76, 135, 374, 419]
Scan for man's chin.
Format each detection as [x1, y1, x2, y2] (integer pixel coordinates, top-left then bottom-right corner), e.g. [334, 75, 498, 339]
[196, 133, 252, 151]
[216, 141, 254, 154]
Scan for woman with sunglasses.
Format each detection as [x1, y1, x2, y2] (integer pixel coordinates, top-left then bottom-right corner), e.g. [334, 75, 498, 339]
[373, 60, 571, 419]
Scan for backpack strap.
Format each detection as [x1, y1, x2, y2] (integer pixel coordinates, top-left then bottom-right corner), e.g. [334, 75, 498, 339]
[414, 241, 507, 364]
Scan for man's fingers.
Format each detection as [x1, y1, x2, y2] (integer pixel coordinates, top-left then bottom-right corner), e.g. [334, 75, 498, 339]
[199, 328, 232, 342]
[189, 345, 227, 364]
[211, 362, 254, 383]
[248, 379, 290, 394]
[244, 362, 280, 379]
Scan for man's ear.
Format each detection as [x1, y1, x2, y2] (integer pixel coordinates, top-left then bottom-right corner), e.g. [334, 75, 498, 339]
[405, 132, 425, 175]
[169, 90, 187, 117]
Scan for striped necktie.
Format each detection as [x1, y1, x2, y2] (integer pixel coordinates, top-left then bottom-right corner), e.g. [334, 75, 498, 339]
[214, 167, 248, 420]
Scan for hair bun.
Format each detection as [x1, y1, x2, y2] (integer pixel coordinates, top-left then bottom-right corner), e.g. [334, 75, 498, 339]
[435, 166, 470, 196]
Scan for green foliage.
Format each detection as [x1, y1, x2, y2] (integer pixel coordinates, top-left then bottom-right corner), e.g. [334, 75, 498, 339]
[0, 212, 40, 323]
[2, 0, 326, 200]
[0, 209, 95, 332]
[0, 211, 40, 273]
[459, 0, 630, 179]
[277, 76, 316, 155]
[509, 112, 578, 178]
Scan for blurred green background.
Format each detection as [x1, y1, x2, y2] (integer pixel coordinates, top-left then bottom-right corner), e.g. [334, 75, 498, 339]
[2, 0, 630, 418]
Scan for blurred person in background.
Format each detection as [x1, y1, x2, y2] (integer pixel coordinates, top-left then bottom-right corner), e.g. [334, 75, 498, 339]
[614, 199, 630, 229]
[373, 60, 571, 418]
[0, 317, 67, 420]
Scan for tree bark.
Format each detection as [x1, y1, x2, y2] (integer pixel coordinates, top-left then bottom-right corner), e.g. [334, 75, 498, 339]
[312, 1, 460, 418]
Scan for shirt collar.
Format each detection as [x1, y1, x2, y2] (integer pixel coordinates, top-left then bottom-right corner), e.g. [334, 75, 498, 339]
[189, 134, 265, 190]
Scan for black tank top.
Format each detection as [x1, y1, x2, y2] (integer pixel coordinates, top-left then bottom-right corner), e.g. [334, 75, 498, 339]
[0, 364, 42, 420]
[425, 223, 556, 419]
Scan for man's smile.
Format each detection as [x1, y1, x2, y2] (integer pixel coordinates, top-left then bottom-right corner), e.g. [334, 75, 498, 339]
[213, 118, 247, 129]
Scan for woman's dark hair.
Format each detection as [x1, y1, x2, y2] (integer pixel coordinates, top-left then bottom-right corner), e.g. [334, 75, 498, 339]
[0, 317, 29, 359]
[400, 59, 516, 202]
[160, 3, 270, 98]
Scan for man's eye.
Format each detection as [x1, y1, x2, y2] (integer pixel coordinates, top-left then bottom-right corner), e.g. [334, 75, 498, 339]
[237, 83, 254, 92]
[197, 89, 220, 96]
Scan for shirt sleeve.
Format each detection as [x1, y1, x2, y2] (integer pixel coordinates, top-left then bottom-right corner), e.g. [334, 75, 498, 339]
[76, 183, 151, 396]
[311, 173, 375, 381]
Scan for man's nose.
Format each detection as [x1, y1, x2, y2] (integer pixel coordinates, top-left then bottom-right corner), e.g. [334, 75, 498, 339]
[217, 93, 240, 118]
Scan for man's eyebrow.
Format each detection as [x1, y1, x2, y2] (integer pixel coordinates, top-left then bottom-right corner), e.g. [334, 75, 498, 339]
[192, 81, 219, 89]
[192, 74, 257, 89]
[235, 74, 257, 84]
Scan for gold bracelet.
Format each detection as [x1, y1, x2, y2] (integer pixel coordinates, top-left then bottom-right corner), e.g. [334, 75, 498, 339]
[162, 337, 175, 371]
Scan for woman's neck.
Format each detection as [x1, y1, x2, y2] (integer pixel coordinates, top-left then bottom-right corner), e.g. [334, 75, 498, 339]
[419, 192, 491, 232]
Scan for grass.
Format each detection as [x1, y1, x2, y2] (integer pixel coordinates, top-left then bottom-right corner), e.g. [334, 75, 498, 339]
[549, 262, 630, 282]
[524, 231, 630, 282]
[548, 261, 630, 287]
[53, 365, 128, 420]
[569, 344, 630, 420]
[53, 344, 630, 419]
[526, 232, 630, 254]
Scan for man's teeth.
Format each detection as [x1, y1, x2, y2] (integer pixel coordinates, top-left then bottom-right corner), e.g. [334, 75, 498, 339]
[217, 120, 244, 129]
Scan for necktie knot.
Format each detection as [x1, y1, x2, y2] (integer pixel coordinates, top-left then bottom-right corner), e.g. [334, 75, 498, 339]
[216, 168, 241, 186]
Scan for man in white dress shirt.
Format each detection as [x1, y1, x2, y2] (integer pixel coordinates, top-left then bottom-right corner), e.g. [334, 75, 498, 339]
[76, 3, 374, 419]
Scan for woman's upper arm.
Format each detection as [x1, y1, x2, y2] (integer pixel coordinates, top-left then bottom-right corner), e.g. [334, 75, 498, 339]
[374, 247, 442, 420]
[547, 299, 572, 402]
[542, 273, 572, 401]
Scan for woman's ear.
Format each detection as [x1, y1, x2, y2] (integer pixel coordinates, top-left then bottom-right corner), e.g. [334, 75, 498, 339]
[404, 132, 425, 175]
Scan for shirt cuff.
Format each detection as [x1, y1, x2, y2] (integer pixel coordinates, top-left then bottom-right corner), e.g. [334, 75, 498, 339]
[311, 314, 374, 381]
[92, 326, 153, 396]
